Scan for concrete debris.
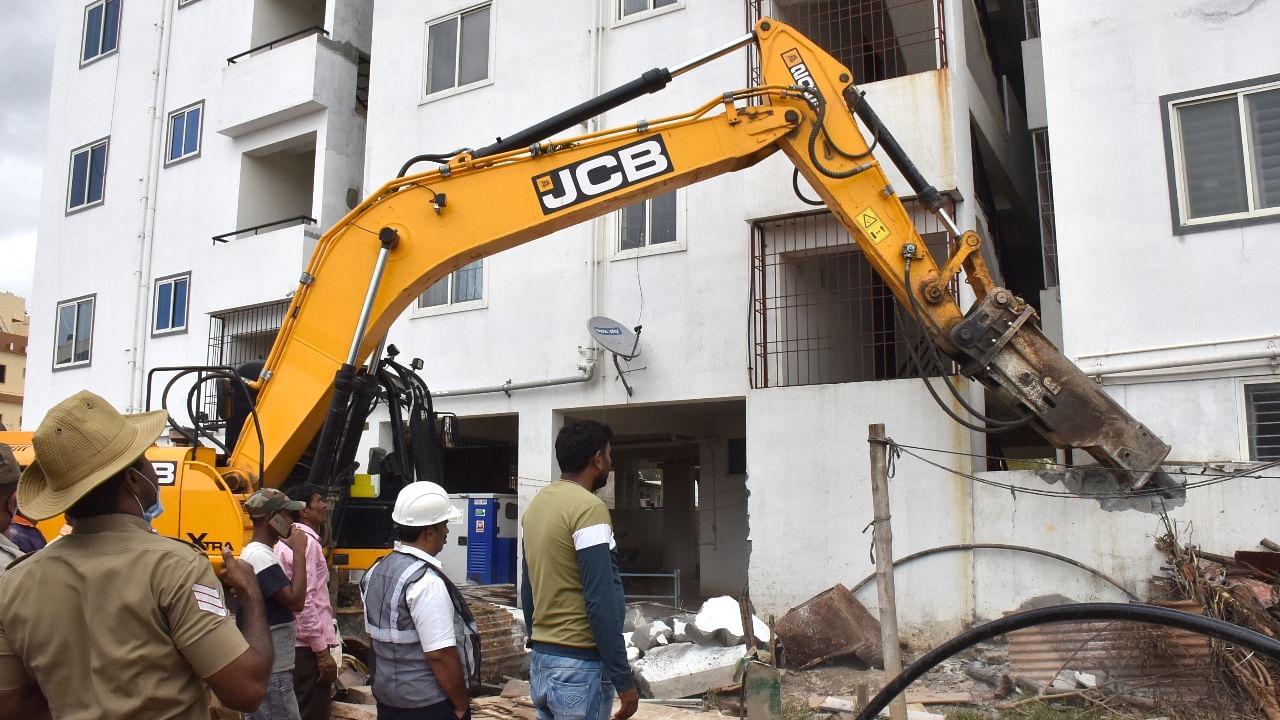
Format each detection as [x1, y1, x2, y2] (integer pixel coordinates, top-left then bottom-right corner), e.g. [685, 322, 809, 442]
[500, 679, 531, 698]
[343, 685, 375, 704]
[632, 619, 675, 653]
[623, 631, 635, 648]
[330, 702, 377, 720]
[628, 646, 643, 662]
[686, 596, 770, 647]
[672, 619, 688, 642]
[624, 606, 649, 633]
[775, 584, 883, 669]
[631, 642, 747, 699]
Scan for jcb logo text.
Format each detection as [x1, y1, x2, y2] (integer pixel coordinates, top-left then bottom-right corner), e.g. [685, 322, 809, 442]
[533, 137, 673, 214]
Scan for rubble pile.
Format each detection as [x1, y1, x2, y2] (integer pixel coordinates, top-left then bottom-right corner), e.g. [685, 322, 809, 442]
[1156, 524, 1280, 719]
[625, 596, 771, 698]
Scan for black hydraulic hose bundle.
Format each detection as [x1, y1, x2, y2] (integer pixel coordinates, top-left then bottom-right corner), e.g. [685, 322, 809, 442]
[854, 602, 1280, 720]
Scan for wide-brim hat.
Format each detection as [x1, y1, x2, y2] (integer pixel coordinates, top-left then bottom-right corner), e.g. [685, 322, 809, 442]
[18, 390, 167, 520]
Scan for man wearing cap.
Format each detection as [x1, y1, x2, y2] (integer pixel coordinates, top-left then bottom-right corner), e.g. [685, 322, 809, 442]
[275, 483, 338, 720]
[0, 445, 26, 573]
[241, 488, 311, 720]
[0, 390, 274, 719]
[361, 481, 480, 720]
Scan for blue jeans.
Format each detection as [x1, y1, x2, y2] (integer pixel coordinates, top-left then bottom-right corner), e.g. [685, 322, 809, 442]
[249, 670, 302, 720]
[530, 650, 615, 720]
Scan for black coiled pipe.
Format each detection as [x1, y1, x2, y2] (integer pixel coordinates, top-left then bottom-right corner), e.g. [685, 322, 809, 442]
[855, 602, 1280, 720]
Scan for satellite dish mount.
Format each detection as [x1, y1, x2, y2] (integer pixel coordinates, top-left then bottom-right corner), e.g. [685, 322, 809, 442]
[588, 316, 643, 396]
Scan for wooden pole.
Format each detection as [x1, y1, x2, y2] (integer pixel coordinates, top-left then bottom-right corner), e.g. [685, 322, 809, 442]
[868, 423, 906, 720]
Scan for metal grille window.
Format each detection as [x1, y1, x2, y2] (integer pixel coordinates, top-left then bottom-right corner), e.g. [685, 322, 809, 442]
[1032, 129, 1058, 286]
[205, 300, 289, 421]
[418, 260, 484, 311]
[54, 295, 95, 369]
[1024, 0, 1040, 40]
[1165, 78, 1280, 231]
[750, 201, 954, 388]
[82, 0, 121, 65]
[424, 4, 491, 97]
[749, 0, 946, 86]
[1247, 382, 1280, 461]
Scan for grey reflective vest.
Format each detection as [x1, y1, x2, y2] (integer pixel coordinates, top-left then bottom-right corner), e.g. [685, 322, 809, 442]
[361, 550, 481, 708]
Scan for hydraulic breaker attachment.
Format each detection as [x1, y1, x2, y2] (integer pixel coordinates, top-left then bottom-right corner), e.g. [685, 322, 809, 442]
[949, 290, 1171, 489]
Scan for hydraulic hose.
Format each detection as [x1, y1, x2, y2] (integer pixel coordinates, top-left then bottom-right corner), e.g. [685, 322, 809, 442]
[854, 602, 1280, 720]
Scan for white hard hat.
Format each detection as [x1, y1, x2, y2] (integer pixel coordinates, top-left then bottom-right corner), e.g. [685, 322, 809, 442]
[391, 481, 462, 527]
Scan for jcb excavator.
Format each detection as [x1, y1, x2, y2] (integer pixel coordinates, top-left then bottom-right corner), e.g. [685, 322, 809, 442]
[0, 19, 1171, 570]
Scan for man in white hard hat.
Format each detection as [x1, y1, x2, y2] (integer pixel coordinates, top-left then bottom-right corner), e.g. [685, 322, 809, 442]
[361, 481, 480, 720]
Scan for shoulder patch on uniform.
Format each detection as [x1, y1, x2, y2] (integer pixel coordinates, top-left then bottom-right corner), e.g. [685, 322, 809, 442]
[193, 583, 228, 617]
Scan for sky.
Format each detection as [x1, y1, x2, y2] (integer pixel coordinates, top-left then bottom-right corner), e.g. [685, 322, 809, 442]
[0, 2, 58, 302]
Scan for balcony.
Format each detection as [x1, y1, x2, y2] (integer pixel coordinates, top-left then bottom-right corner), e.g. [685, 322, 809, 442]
[217, 28, 354, 138]
[206, 221, 320, 311]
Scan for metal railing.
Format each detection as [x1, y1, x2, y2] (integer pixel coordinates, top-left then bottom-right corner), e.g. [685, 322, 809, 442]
[620, 571, 682, 609]
[212, 215, 315, 245]
[227, 26, 328, 65]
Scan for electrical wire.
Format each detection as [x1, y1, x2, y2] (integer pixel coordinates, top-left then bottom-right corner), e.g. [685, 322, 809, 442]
[874, 435, 1280, 499]
[854, 602, 1280, 720]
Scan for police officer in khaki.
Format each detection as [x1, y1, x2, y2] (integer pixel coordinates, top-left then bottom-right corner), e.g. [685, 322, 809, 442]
[0, 390, 275, 719]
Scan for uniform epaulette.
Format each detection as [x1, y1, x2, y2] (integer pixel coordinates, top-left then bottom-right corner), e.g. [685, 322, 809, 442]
[5, 552, 35, 572]
[161, 534, 208, 554]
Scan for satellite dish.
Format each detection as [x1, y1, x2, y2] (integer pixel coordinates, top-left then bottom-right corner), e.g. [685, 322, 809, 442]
[588, 316, 641, 359]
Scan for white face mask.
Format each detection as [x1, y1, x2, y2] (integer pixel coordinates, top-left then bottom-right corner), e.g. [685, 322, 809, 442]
[129, 468, 164, 524]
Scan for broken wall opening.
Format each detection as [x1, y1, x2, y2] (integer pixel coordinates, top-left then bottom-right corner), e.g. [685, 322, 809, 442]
[564, 399, 747, 609]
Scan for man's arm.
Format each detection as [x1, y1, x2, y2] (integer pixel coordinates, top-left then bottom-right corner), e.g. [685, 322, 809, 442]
[272, 531, 309, 613]
[424, 648, 471, 720]
[203, 549, 272, 712]
[576, 540, 639, 720]
[519, 553, 534, 643]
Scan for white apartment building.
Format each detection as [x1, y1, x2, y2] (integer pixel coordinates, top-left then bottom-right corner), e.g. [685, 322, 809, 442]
[28, 0, 1276, 642]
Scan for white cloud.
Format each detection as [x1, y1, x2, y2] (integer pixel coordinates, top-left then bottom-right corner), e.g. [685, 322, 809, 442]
[0, 233, 37, 299]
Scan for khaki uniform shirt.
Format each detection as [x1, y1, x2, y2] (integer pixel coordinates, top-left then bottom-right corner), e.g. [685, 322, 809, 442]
[0, 533, 23, 577]
[0, 514, 249, 720]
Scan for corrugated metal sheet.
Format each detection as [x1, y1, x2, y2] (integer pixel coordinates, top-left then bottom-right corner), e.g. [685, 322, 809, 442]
[1007, 601, 1215, 702]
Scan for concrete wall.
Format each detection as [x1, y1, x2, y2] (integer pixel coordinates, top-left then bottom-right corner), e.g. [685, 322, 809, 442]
[1041, 0, 1280, 460]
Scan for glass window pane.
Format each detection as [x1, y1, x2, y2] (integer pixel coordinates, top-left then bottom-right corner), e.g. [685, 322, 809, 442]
[169, 114, 185, 161]
[655, 0, 679, 8]
[427, 18, 459, 94]
[55, 304, 76, 365]
[1178, 99, 1247, 219]
[88, 143, 107, 203]
[458, 7, 490, 86]
[650, 191, 677, 244]
[1247, 88, 1280, 210]
[451, 260, 483, 303]
[620, 202, 645, 250]
[420, 278, 449, 307]
[70, 150, 89, 208]
[183, 108, 201, 156]
[173, 277, 188, 328]
[622, 0, 648, 16]
[102, 0, 120, 53]
[155, 282, 173, 330]
[74, 300, 94, 363]
[83, 4, 103, 61]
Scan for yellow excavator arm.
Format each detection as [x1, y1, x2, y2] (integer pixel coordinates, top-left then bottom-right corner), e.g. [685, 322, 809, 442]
[225, 19, 1169, 493]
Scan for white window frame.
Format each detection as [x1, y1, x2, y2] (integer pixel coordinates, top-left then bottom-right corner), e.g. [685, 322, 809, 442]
[1164, 75, 1280, 233]
[412, 260, 489, 318]
[177, 0, 202, 7]
[81, 0, 121, 66]
[611, 190, 686, 260]
[53, 295, 96, 370]
[165, 102, 203, 166]
[1240, 378, 1280, 461]
[613, 0, 683, 27]
[66, 137, 109, 214]
[421, 3, 495, 104]
[152, 272, 191, 336]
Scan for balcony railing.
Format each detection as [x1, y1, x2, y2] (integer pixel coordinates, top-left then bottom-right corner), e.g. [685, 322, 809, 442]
[227, 26, 328, 65]
[212, 215, 316, 245]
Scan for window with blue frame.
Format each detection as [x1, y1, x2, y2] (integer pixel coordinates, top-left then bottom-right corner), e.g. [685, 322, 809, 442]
[82, 0, 121, 65]
[166, 103, 203, 164]
[68, 138, 108, 212]
[153, 273, 190, 335]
